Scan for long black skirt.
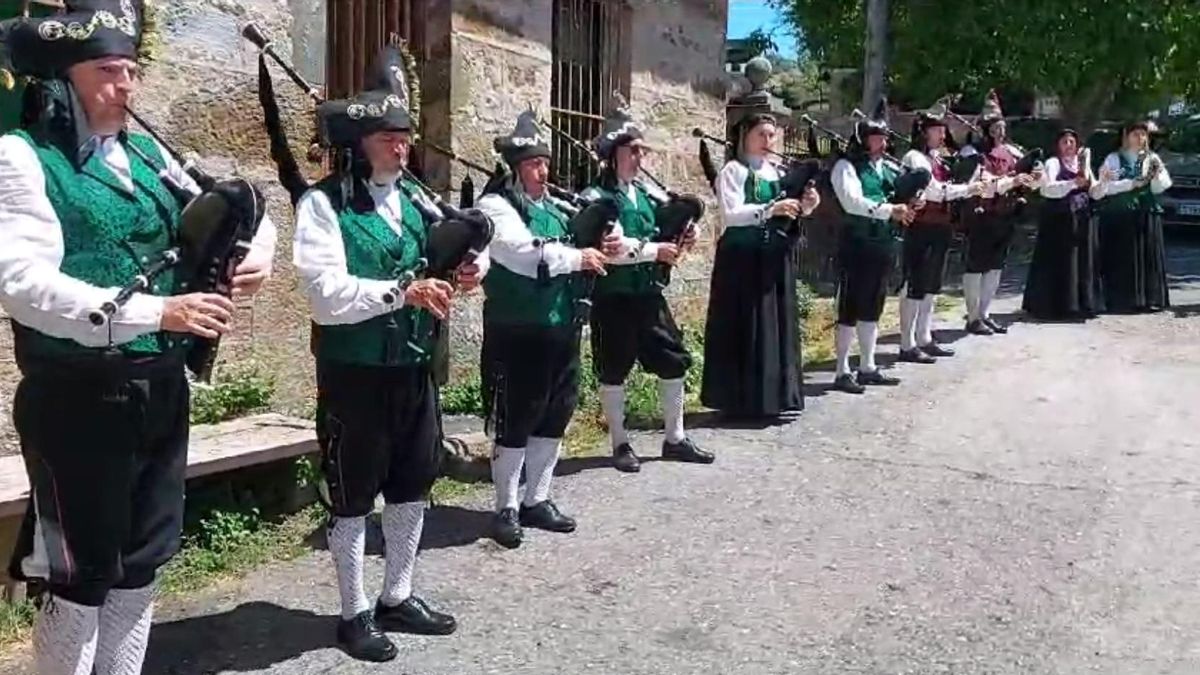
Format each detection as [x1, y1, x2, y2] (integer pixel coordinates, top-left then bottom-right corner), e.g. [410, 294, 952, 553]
[1022, 199, 1097, 320]
[1098, 209, 1169, 313]
[700, 232, 802, 418]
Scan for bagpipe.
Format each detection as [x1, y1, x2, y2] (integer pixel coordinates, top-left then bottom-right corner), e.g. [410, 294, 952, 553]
[89, 106, 267, 383]
[243, 23, 494, 356]
[691, 127, 820, 241]
[532, 113, 705, 296]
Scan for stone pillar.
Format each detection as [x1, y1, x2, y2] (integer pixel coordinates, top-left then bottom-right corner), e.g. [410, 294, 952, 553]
[725, 56, 792, 160]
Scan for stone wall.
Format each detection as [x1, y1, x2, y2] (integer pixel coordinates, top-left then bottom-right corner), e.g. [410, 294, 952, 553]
[0, 0, 729, 454]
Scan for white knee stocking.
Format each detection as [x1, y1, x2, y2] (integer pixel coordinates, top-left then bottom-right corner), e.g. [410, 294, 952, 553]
[523, 437, 561, 507]
[328, 516, 369, 620]
[94, 584, 155, 675]
[379, 502, 425, 608]
[33, 595, 98, 675]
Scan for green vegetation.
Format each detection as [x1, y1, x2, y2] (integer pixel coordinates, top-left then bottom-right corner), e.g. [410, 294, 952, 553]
[190, 362, 275, 425]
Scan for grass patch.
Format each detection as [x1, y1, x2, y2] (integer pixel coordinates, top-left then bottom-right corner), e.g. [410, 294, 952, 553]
[0, 600, 35, 650]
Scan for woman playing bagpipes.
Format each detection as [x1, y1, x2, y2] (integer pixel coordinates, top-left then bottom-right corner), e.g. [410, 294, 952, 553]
[700, 113, 820, 420]
[1092, 120, 1172, 314]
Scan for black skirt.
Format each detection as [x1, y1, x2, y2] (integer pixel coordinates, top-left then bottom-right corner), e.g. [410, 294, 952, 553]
[1022, 197, 1097, 320]
[1097, 208, 1169, 313]
[700, 231, 803, 418]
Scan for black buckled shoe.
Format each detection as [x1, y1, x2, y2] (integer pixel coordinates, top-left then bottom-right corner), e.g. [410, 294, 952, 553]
[375, 597, 457, 636]
[662, 438, 715, 464]
[832, 373, 865, 394]
[982, 316, 1008, 334]
[920, 342, 955, 357]
[336, 611, 398, 663]
[491, 508, 523, 549]
[966, 319, 994, 336]
[898, 347, 936, 364]
[857, 369, 900, 386]
[519, 500, 577, 533]
[612, 443, 641, 473]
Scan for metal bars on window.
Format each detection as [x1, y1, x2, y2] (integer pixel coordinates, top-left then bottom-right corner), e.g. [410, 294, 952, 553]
[550, 0, 630, 189]
[326, 0, 422, 102]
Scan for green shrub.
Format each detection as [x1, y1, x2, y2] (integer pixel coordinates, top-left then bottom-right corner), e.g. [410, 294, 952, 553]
[441, 374, 484, 416]
[190, 363, 275, 425]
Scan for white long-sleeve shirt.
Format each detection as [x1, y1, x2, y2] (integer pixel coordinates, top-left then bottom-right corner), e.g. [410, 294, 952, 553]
[580, 180, 676, 266]
[0, 132, 277, 348]
[901, 149, 973, 203]
[1090, 151, 1172, 200]
[294, 177, 491, 326]
[717, 158, 782, 227]
[831, 156, 895, 221]
[476, 192, 600, 280]
[1039, 157, 1096, 200]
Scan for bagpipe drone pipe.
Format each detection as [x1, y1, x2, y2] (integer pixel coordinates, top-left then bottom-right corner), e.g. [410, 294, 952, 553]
[88, 103, 267, 383]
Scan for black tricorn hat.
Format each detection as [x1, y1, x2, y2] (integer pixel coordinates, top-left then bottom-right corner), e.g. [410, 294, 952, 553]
[317, 43, 416, 147]
[855, 96, 890, 143]
[5, 0, 144, 79]
[593, 93, 644, 160]
[494, 109, 551, 166]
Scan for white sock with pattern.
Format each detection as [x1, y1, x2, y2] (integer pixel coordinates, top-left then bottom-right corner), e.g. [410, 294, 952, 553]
[835, 324, 855, 377]
[491, 445, 525, 511]
[379, 502, 425, 608]
[599, 384, 629, 450]
[899, 294, 919, 351]
[523, 437, 561, 507]
[857, 321, 879, 373]
[659, 378, 687, 444]
[33, 594, 98, 675]
[328, 516, 370, 620]
[964, 273, 982, 322]
[917, 295, 937, 346]
[94, 583, 155, 675]
[980, 269, 1003, 319]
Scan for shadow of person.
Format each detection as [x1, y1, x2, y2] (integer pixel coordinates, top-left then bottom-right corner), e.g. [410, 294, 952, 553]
[307, 504, 496, 555]
[144, 602, 336, 674]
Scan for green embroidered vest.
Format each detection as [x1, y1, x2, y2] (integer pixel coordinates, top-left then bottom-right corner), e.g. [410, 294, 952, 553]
[311, 177, 434, 367]
[843, 158, 900, 244]
[483, 198, 577, 327]
[722, 165, 780, 248]
[1101, 153, 1162, 214]
[11, 129, 186, 362]
[594, 183, 661, 296]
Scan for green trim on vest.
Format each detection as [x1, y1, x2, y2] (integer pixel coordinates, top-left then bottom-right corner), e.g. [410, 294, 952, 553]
[721, 165, 780, 248]
[593, 183, 661, 296]
[1100, 153, 1162, 214]
[483, 198, 578, 327]
[9, 129, 187, 361]
[311, 177, 435, 367]
[843, 158, 900, 244]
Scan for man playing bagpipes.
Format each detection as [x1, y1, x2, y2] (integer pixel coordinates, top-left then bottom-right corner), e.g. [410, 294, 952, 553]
[291, 46, 486, 662]
[960, 90, 1041, 335]
[580, 104, 712, 473]
[476, 110, 622, 549]
[830, 109, 927, 394]
[0, 2, 276, 673]
[897, 103, 985, 363]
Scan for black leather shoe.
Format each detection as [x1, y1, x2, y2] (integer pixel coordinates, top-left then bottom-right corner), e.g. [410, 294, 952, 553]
[832, 373, 865, 394]
[966, 319, 994, 336]
[519, 500, 577, 533]
[375, 597, 457, 636]
[491, 508, 523, 549]
[920, 342, 955, 357]
[336, 611, 397, 663]
[858, 369, 900, 386]
[612, 443, 641, 473]
[982, 316, 1008, 334]
[898, 347, 936, 364]
[662, 438, 715, 464]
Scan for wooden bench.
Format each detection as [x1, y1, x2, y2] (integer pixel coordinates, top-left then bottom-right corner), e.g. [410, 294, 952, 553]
[0, 413, 318, 599]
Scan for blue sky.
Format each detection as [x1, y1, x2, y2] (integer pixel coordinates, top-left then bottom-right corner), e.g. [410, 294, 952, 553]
[727, 0, 799, 58]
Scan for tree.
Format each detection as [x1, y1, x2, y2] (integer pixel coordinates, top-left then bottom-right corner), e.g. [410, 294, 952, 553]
[768, 0, 1200, 134]
[861, 0, 887, 113]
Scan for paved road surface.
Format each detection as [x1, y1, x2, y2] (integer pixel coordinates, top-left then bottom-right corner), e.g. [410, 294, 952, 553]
[9, 238, 1200, 674]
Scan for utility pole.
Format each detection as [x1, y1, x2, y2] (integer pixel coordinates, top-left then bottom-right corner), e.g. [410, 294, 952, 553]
[862, 0, 888, 114]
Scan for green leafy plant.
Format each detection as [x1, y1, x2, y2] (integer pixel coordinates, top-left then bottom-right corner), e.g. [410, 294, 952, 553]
[440, 374, 484, 416]
[189, 363, 275, 425]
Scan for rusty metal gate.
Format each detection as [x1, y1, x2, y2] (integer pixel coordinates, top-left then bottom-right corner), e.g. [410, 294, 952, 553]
[550, 0, 630, 189]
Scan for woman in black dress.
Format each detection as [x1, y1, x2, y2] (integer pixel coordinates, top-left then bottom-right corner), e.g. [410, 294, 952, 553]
[1094, 121, 1173, 313]
[700, 114, 820, 419]
[1022, 129, 1099, 320]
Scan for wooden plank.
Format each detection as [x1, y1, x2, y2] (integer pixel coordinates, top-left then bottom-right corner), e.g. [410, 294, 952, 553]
[0, 414, 316, 519]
